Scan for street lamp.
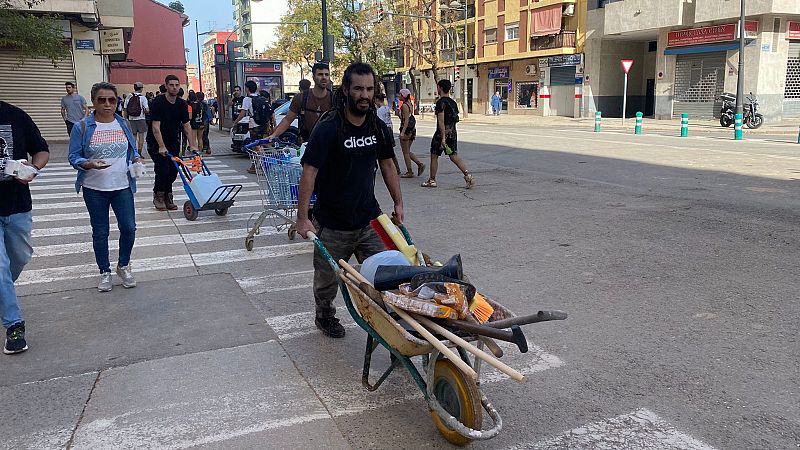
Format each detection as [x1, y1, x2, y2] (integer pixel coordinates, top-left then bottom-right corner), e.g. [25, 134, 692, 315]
[440, 0, 469, 118]
[195, 21, 215, 92]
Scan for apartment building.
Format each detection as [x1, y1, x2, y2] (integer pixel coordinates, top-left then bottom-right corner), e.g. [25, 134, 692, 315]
[200, 32, 238, 100]
[0, 0, 134, 139]
[584, 0, 800, 121]
[393, 0, 589, 117]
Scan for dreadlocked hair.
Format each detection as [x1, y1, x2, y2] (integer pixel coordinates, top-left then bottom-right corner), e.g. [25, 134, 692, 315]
[318, 62, 387, 149]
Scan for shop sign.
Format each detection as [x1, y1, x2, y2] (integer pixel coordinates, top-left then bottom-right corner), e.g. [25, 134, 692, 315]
[538, 54, 583, 69]
[243, 62, 282, 74]
[575, 75, 583, 85]
[789, 22, 800, 40]
[74, 39, 95, 50]
[488, 66, 509, 79]
[100, 29, 125, 55]
[667, 21, 758, 48]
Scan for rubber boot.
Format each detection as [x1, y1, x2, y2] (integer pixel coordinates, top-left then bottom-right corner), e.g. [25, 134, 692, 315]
[373, 254, 463, 291]
[165, 192, 178, 211]
[153, 192, 167, 211]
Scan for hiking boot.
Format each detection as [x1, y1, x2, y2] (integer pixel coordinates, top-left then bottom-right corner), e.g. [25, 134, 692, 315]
[116, 264, 137, 288]
[165, 192, 178, 211]
[98, 272, 113, 292]
[4, 322, 28, 355]
[315, 317, 346, 338]
[153, 192, 167, 211]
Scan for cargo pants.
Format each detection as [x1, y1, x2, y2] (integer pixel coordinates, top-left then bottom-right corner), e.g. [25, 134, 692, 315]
[312, 220, 385, 319]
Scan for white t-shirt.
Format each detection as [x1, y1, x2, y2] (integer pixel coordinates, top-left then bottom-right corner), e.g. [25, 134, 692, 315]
[82, 120, 130, 191]
[377, 105, 393, 130]
[123, 93, 149, 121]
[240, 94, 260, 129]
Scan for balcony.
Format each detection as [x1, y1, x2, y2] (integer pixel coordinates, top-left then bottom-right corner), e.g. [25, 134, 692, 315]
[439, 46, 476, 62]
[603, 0, 685, 36]
[440, 4, 476, 23]
[530, 31, 576, 51]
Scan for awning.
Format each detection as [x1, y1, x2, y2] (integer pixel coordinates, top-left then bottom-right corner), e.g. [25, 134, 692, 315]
[664, 41, 753, 55]
[531, 5, 561, 37]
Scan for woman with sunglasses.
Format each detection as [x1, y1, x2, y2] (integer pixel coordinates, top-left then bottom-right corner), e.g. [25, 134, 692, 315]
[68, 82, 143, 292]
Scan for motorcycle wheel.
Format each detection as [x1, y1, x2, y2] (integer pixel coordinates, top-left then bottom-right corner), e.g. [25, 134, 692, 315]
[746, 113, 764, 129]
[720, 115, 733, 127]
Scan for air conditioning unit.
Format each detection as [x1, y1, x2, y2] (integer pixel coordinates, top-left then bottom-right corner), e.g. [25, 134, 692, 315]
[563, 4, 575, 16]
[525, 64, 537, 75]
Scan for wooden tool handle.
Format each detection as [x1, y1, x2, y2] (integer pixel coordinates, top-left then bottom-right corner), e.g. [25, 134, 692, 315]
[390, 306, 478, 380]
[339, 259, 370, 285]
[463, 314, 504, 357]
[415, 315, 526, 383]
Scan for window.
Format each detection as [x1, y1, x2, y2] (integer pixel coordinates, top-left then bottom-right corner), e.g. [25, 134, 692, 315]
[516, 81, 538, 109]
[485, 28, 497, 44]
[505, 23, 519, 41]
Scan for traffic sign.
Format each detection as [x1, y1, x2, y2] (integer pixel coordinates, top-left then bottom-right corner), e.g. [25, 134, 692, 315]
[621, 59, 634, 74]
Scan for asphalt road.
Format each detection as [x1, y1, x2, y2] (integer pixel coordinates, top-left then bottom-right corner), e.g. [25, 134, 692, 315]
[5, 124, 798, 449]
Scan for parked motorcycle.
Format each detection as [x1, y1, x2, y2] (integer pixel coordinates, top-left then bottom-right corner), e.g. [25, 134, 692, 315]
[719, 92, 764, 129]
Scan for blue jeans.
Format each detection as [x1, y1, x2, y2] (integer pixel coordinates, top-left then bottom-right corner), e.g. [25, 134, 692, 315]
[0, 211, 32, 328]
[82, 187, 137, 273]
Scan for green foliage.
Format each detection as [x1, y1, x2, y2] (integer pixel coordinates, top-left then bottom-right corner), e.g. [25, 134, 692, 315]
[168, 1, 185, 14]
[0, 0, 70, 66]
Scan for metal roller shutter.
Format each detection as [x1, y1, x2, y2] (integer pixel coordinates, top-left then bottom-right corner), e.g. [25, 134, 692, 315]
[783, 42, 800, 118]
[674, 52, 726, 118]
[0, 51, 76, 140]
[550, 66, 576, 85]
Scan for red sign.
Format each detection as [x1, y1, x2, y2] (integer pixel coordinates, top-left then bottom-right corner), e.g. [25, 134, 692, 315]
[789, 22, 800, 40]
[667, 21, 758, 47]
[620, 60, 634, 74]
[243, 62, 283, 74]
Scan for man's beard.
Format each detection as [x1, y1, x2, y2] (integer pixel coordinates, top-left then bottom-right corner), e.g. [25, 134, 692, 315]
[347, 94, 370, 117]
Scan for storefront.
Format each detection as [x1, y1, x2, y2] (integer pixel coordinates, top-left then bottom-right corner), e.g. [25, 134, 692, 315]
[488, 66, 510, 113]
[477, 58, 541, 115]
[538, 54, 583, 117]
[784, 22, 800, 118]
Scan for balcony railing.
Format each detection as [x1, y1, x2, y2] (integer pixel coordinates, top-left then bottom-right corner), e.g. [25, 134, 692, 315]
[530, 31, 576, 51]
[441, 4, 476, 23]
[439, 46, 476, 62]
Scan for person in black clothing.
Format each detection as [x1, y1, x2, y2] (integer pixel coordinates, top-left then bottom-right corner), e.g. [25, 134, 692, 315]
[147, 74, 198, 211]
[297, 62, 403, 338]
[421, 79, 474, 189]
[0, 101, 49, 354]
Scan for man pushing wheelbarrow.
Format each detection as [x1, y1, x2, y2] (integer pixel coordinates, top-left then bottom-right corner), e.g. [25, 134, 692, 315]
[296, 62, 402, 338]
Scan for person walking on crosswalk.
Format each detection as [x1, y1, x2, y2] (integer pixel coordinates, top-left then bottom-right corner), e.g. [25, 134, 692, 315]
[0, 100, 50, 354]
[69, 82, 144, 292]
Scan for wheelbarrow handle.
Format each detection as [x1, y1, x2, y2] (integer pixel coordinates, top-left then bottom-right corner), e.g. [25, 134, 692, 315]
[438, 319, 528, 353]
[487, 310, 568, 329]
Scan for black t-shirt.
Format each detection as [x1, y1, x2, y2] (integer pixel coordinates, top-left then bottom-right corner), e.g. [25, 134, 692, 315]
[301, 113, 395, 231]
[0, 101, 49, 216]
[146, 95, 189, 151]
[435, 97, 459, 130]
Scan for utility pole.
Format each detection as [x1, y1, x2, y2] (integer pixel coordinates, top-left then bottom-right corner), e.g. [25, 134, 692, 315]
[195, 20, 203, 92]
[321, 0, 331, 62]
[735, 0, 745, 117]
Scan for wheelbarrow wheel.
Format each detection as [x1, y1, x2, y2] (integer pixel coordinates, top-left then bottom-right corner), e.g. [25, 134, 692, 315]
[214, 206, 229, 216]
[183, 201, 198, 221]
[430, 359, 482, 446]
[288, 226, 297, 240]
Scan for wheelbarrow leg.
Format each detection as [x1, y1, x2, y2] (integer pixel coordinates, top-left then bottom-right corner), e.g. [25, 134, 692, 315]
[362, 334, 402, 392]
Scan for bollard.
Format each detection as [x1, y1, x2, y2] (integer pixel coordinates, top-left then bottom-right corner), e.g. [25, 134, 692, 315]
[635, 112, 643, 135]
[594, 111, 602, 132]
[680, 113, 689, 137]
[734, 113, 743, 140]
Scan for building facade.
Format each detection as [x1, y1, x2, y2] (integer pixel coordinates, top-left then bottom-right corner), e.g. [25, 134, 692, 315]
[201, 32, 238, 100]
[584, 0, 800, 121]
[109, 0, 189, 97]
[0, 0, 134, 139]
[392, 0, 588, 117]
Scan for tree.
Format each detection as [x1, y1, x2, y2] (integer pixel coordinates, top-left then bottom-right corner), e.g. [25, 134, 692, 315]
[391, 0, 446, 102]
[168, 1, 185, 14]
[0, 0, 71, 65]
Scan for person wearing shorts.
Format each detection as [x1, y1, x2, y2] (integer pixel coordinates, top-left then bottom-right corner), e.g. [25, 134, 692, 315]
[421, 79, 474, 189]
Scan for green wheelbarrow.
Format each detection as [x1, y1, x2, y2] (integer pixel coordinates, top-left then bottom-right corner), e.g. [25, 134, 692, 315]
[307, 228, 567, 446]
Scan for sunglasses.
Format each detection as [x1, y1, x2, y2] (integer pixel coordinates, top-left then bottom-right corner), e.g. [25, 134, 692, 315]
[95, 97, 118, 104]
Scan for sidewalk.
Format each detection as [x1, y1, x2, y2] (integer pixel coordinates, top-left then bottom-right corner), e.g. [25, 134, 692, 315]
[2, 273, 350, 449]
[417, 112, 800, 136]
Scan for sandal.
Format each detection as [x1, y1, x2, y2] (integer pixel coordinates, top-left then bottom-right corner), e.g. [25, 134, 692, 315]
[421, 179, 437, 188]
[464, 173, 475, 189]
[417, 163, 426, 177]
[401, 172, 415, 178]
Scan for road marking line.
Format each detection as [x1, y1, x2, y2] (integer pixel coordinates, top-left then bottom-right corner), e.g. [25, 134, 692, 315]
[236, 270, 314, 295]
[37, 168, 238, 178]
[17, 241, 313, 285]
[508, 408, 717, 450]
[30, 182, 260, 200]
[32, 173, 249, 185]
[33, 227, 285, 258]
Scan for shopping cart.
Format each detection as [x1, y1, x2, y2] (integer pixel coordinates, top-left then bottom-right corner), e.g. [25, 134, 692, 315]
[243, 138, 315, 250]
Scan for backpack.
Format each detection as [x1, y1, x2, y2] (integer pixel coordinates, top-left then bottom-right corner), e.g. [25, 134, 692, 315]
[442, 98, 460, 126]
[251, 95, 271, 126]
[126, 94, 142, 117]
[299, 89, 333, 139]
[191, 101, 204, 124]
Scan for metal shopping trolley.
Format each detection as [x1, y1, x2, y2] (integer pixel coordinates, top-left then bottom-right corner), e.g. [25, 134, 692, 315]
[243, 138, 315, 250]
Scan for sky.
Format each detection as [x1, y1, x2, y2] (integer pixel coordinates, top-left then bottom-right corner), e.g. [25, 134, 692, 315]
[173, 0, 236, 68]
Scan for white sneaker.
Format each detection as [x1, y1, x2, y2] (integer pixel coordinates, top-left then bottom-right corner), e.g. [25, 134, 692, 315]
[116, 265, 137, 288]
[98, 272, 113, 292]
